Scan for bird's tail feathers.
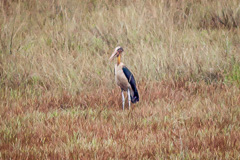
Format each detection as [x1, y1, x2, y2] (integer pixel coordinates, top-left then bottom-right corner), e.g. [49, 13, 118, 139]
[130, 88, 139, 103]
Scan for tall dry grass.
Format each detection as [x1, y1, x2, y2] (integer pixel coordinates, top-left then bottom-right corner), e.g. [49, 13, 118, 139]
[0, 0, 240, 93]
[1, 0, 240, 159]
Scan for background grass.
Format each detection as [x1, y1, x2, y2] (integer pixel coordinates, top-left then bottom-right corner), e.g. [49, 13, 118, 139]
[1, 0, 240, 159]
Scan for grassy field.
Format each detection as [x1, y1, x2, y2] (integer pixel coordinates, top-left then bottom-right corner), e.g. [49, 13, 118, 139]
[1, 0, 240, 159]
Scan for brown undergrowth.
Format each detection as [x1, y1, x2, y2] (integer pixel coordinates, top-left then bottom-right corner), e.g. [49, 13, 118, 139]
[1, 80, 235, 116]
[1, 81, 240, 159]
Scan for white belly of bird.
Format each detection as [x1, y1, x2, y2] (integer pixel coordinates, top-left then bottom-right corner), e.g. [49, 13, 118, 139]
[115, 64, 131, 91]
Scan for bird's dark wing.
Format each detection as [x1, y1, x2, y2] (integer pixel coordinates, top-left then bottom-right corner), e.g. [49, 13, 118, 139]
[122, 66, 139, 103]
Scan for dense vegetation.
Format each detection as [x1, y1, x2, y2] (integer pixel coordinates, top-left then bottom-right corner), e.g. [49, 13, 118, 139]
[1, 0, 240, 159]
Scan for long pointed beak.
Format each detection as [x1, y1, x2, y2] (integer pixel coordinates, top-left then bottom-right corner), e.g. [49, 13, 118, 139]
[109, 51, 118, 61]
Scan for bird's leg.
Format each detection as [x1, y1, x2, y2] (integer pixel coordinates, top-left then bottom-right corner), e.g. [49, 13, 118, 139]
[128, 88, 131, 109]
[121, 90, 125, 110]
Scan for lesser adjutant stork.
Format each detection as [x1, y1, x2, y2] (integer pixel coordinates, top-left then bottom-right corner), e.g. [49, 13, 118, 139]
[109, 46, 139, 110]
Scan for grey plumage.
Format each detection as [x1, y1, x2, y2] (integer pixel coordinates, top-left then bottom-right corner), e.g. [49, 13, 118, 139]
[109, 46, 139, 110]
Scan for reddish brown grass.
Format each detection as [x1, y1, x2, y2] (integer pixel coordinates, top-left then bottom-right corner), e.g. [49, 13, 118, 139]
[1, 81, 240, 159]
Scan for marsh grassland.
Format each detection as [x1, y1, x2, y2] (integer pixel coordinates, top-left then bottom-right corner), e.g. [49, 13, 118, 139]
[1, 0, 240, 159]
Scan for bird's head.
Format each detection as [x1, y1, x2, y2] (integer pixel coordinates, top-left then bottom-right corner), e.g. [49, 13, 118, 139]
[109, 46, 124, 61]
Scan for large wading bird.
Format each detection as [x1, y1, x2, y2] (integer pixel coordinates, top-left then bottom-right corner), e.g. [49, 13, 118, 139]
[109, 46, 139, 110]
